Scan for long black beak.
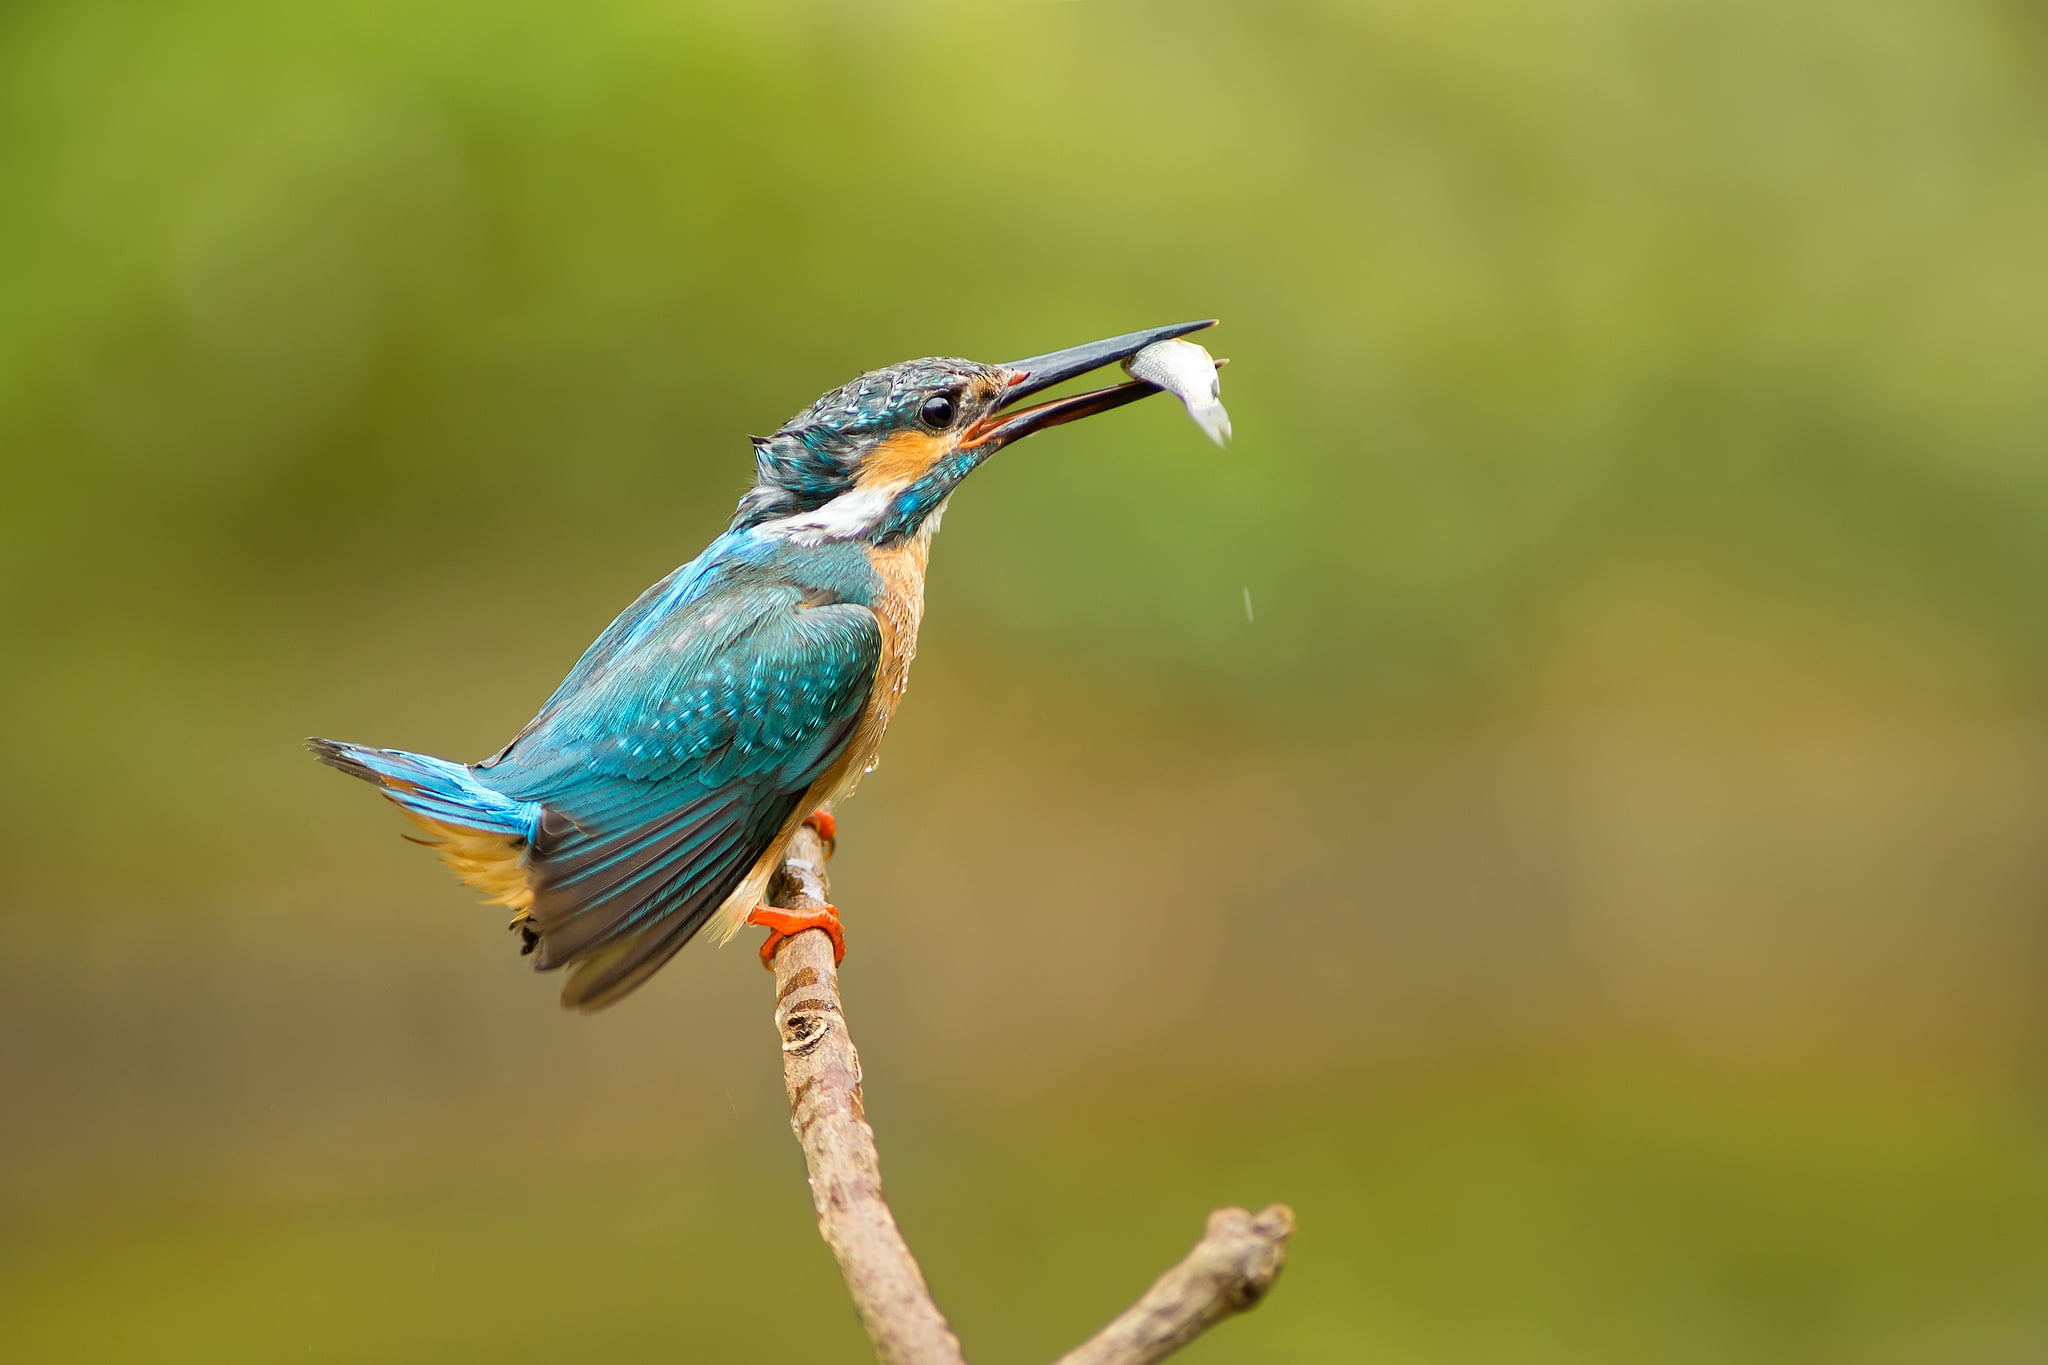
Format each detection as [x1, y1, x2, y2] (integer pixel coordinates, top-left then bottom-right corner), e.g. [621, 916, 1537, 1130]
[962, 319, 1217, 450]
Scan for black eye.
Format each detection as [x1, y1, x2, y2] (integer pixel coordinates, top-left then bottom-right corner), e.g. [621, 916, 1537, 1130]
[920, 393, 958, 429]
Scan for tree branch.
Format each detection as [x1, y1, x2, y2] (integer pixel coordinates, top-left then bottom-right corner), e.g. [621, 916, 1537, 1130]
[763, 823, 1294, 1365]
[766, 824, 966, 1365]
[1053, 1204, 1296, 1365]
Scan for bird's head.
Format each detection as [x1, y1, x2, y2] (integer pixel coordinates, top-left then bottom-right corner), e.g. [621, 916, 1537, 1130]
[732, 320, 1216, 546]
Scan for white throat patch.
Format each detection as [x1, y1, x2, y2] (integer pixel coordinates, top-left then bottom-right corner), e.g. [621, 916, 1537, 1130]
[757, 481, 906, 546]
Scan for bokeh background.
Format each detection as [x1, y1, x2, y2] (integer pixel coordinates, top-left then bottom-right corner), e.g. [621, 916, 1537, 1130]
[5, 0, 2047, 1360]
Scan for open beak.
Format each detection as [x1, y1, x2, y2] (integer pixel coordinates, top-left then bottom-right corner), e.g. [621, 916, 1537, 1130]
[961, 319, 1218, 450]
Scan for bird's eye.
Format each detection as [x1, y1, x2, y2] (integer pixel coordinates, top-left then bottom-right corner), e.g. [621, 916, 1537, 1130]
[920, 394, 958, 430]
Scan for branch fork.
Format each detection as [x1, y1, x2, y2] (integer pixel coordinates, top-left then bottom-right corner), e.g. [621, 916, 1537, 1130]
[763, 823, 1294, 1365]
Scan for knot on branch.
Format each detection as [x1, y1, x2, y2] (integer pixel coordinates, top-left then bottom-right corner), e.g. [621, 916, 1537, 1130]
[780, 1001, 837, 1056]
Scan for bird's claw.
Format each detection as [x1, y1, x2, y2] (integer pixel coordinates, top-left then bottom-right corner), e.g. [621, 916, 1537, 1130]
[746, 902, 845, 970]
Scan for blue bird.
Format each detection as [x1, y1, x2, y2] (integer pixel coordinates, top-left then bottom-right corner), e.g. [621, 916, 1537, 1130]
[311, 321, 1218, 1010]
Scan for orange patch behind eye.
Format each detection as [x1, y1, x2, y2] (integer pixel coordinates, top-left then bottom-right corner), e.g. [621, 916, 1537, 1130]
[858, 429, 954, 486]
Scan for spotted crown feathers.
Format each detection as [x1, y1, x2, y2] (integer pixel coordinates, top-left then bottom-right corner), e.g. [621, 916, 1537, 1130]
[730, 357, 988, 530]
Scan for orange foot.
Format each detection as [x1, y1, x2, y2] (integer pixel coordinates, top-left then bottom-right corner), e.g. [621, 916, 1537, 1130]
[803, 809, 837, 852]
[746, 902, 845, 970]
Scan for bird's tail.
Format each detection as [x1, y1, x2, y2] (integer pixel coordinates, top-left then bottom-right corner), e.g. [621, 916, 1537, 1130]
[308, 738, 544, 915]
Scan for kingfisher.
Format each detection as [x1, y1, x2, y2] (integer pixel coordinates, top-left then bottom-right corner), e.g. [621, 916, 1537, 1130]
[311, 320, 1218, 1011]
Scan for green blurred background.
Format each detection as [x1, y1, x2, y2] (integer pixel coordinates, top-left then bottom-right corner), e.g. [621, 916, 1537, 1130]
[4, 0, 2047, 1360]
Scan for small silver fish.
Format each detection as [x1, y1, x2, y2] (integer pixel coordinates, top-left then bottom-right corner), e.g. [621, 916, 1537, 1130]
[1125, 338, 1231, 446]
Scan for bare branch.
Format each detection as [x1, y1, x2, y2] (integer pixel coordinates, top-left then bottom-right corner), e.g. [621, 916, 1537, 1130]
[767, 823, 967, 1365]
[762, 824, 1292, 1365]
[1053, 1205, 1297, 1365]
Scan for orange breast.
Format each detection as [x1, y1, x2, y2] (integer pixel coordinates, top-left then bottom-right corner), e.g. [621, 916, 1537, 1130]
[707, 523, 943, 942]
[812, 526, 933, 806]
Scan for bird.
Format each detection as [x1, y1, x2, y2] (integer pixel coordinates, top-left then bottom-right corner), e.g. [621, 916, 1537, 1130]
[310, 320, 1219, 1011]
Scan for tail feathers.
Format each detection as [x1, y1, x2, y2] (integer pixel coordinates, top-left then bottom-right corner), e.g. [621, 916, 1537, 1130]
[309, 736, 775, 1013]
[309, 738, 539, 837]
[309, 737, 545, 916]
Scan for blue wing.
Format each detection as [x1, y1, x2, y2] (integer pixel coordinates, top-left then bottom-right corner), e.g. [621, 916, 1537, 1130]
[482, 530, 752, 764]
[482, 577, 880, 1009]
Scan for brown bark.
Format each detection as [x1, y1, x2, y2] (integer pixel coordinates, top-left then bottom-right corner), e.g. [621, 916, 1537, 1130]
[763, 823, 1293, 1364]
